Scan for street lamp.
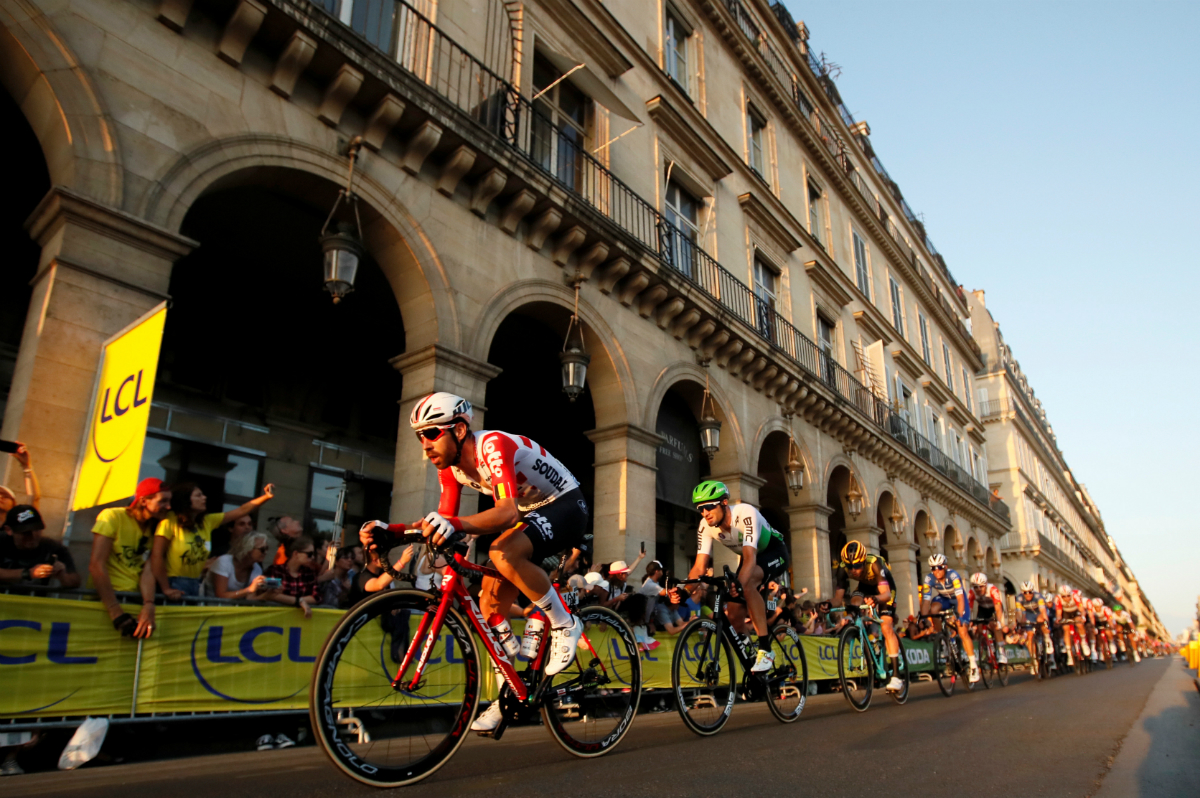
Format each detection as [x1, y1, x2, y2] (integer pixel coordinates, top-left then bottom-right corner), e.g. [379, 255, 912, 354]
[560, 277, 590, 402]
[890, 502, 904, 537]
[319, 137, 365, 304]
[783, 413, 804, 495]
[846, 476, 863, 520]
[699, 370, 721, 460]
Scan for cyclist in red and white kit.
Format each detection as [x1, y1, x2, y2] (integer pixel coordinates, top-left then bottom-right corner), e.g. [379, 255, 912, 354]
[968, 572, 1009, 665]
[360, 392, 588, 732]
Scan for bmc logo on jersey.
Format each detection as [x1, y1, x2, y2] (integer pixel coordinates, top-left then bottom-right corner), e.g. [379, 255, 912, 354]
[481, 438, 505, 479]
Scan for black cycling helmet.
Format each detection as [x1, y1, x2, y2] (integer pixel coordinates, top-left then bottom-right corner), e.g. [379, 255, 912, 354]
[841, 540, 867, 566]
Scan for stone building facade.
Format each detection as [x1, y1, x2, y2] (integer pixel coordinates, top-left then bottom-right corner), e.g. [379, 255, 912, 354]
[968, 291, 1167, 639]
[3, 0, 1019, 612]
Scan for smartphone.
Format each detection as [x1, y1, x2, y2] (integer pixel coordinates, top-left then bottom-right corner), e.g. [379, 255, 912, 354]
[0, 440, 18, 454]
[263, 577, 283, 589]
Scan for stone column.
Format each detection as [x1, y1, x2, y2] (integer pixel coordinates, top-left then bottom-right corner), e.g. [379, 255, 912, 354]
[2, 188, 196, 539]
[843, 518, 883, 555]
[585, 423, 661, 565]
[712, 471, 766, 506]
[787, 503, 832, 599]
[388, 344, 501, 522]
[885, 542, 921, 618]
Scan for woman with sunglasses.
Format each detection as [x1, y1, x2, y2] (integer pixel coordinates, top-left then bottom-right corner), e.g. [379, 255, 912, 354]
[264, 534, 320, 617]
[209, 532, 275, 600]
[360, 391, 589, 733]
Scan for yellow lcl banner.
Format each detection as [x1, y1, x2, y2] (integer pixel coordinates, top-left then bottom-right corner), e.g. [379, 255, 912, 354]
[72, 304, 167, 510]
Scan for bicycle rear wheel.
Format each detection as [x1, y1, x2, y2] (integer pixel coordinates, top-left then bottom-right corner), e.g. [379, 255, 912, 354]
[541, 605, 641, 757]
[764, 624, 808, 723]
[837, 625, 872, 712]
[976, 636, 993, 689]
[671, 617, 736, 736]
[935, 634, 956, 697]
[890, 642, 910, 705]
[310, 590, 480, 788]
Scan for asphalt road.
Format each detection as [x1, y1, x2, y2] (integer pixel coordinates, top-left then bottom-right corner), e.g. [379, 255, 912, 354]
[6, 658, 1187, 798]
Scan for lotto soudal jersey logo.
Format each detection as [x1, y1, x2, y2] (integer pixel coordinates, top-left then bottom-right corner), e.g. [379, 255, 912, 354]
[531, 458, 568, 491]
[482, 439, 505, 480]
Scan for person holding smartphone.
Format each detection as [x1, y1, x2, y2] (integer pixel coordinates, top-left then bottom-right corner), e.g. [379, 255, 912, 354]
[0, 505, 80, 588]
[0, 440, 40, 529]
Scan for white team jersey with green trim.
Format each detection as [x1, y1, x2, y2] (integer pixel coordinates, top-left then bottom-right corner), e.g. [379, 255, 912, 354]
[696, 503, 782, 555]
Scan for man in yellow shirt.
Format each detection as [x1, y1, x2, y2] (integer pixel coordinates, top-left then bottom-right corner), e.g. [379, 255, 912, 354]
[88, 478, 172, 638]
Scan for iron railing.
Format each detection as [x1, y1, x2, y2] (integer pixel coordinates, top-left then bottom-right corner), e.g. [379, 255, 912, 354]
[329, 0, 1007, 520]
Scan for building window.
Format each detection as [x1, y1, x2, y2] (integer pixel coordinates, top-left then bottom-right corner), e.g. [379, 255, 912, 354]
[942, 341, 954, 392]
[753, 256, 777, 342]
[532, 53, 591, 191]
[746, 104, 767, 179]
[919, 312, 931, 365]
[664, 8, 690, 90]
[807, 182, 823, 246]
[664, 179, 701, 279]
[852, 231, 871, 299]
[818, 314, 837, 387]
[962, 366, 973, 413]
[889, 277, 905, 337]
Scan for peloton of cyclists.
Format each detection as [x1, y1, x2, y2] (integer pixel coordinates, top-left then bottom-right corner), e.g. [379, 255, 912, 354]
[1052, 584, 1092, 668]
[918, 554, 980, 684]
[830, 541, 905, 693]
[678, 480, 789, 673]
[1015, 581, 1054, 675]
[968, 572, 1008, 665]
[360, 392, 590, 732]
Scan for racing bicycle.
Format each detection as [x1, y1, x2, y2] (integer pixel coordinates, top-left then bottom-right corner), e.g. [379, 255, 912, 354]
[310, 532, 642, 787]
[968, 619, 1009, 688]
[928, 610, 972, 696]
[833, 602, 910, 711]
[669, 567, 809, 735]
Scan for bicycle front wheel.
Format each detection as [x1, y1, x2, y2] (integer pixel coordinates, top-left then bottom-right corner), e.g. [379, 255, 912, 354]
[671, 617, 736, 736]
[541, 605, 642, 757]
[310, 590, 480, 789]
[764, 624, 808, 723]
[935, 634, 956, 697]
[976, 636, 993, 689]
[837, 624, 872, 712]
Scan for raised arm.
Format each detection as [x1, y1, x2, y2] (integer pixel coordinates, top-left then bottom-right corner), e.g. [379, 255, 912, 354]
[221, 483, 275, 525]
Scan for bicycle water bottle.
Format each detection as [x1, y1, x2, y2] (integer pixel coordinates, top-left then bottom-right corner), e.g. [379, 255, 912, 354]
[488, 613, 520, 660]
[521, 611, 546, 659]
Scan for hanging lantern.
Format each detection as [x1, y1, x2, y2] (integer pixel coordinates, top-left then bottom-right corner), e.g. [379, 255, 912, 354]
[319, 137, 365, 304]
[698, 369, 721, 459]
[846, 477, 863, 520]
[560, 278, 590, 402]
[784, 413, 804, 494]
[890, 502, 904, 537]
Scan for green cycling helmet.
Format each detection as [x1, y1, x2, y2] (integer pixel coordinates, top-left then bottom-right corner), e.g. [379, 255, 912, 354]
[692, 480, 730, 504]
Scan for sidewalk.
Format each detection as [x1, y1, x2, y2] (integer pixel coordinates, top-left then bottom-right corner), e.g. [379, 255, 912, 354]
[1094, 657, 1200, 797]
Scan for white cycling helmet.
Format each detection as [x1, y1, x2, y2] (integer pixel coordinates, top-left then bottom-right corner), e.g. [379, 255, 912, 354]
[928, 553, 947, 568]
[1091, 597, 1104, 608]
[1057, 584, 1071, 596]
[409, 392, 474, 431]
[970, 572, 988, 587]
[1020, 581, 1036, 592]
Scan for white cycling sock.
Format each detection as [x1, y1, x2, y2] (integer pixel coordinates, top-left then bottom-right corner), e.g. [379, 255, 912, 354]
[534, 589, 572, 629]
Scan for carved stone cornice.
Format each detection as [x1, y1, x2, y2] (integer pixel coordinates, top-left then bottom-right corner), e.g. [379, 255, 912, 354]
[646, 95, 733, 182]
[536, 0, 634, 77]
[738, 191, 802, 252]
[804, 260, 853, 308]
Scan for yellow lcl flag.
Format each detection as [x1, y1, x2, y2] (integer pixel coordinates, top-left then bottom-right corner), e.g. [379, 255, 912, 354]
[72, 303, 167, 510]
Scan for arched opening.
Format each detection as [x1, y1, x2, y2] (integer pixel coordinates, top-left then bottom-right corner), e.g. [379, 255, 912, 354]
[482, 307, 597, 557]
[826, 465, 852, 565]
[653, 382, 712, 578]
[0, 88, 51, 421]
[69, 171, 409, 549]
[756, 430, 794, 566]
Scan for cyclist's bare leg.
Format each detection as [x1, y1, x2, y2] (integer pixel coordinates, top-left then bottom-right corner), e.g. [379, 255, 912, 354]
[957, 618, 975, 659]
[725, 602, 748, 637]
[737, 561, 768, 637]
[880, 614, 899, 657]
[479, 572, 521, 620]
[488, 527, 551, 605]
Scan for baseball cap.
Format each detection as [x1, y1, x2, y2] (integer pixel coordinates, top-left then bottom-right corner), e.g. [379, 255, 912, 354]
[567, 574, 588, 590]
[584, 572, 605, 586]
[132, 477, 167, 505]
[6, 505, 44, 534]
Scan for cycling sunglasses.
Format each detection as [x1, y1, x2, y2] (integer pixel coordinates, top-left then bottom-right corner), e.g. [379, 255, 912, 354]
[695, 502, 723, 513]
[415, 424, 456, 442]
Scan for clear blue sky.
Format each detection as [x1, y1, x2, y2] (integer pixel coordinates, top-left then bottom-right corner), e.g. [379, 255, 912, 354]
[780, 0, 1199, 637]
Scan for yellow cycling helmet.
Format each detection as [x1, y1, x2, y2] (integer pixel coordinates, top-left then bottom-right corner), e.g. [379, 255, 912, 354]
[841, 540, 867, 566]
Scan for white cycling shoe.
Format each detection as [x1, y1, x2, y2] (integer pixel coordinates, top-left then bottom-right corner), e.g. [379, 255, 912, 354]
[470, 702, 502, 732]
[544, 617, 583, 676]
[886, 676, 904, 692]
[1081, 641, 1091, 657]
[751, 649, 775, 673]
[969, 665, 981, 683]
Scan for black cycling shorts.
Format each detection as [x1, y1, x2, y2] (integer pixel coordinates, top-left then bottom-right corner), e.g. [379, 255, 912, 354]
[736, 534, 789, 585]
[975, 606, 997, 623]
[513, 488, 588, 565]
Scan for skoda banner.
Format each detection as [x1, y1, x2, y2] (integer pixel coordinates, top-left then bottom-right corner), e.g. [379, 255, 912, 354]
[70, 303, 168, 510]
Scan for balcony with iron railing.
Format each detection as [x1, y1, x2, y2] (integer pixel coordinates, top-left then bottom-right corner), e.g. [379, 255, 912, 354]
[318, 0, 1006, 520]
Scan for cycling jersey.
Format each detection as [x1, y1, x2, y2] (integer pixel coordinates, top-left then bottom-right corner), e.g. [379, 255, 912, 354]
[833, 554, 897, 608]
[969, 584, 1005, 620]
[1058, 590, 1087, 620]
[1096, 605, 1114, 628]
[437, 430, 579, 514]
[1016, 592, 1047, 620]
[918, 568, 966, 605]
[1113, 609, 1133, 628]
[695, 503, 784, 556]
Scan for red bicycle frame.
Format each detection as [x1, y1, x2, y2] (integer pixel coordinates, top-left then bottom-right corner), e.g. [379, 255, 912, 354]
[391, 551, 604, 701]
